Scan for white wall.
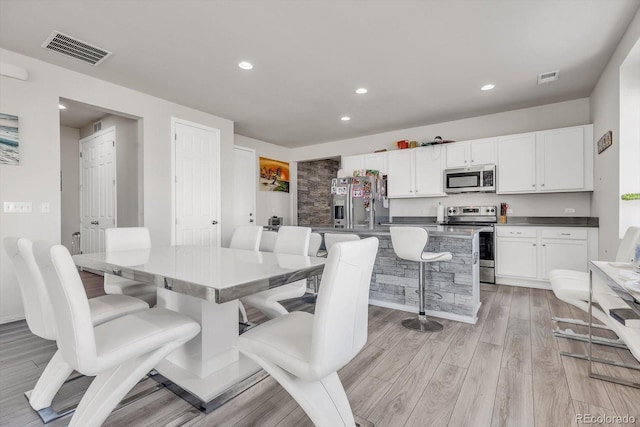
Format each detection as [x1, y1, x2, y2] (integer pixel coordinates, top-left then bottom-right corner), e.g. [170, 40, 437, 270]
[290, 98, 592, 219]
[590, 8, 640, 260]
[0, 49, 235, 323]
[234, 134, 294, 226]
[60, 126, 80, 251]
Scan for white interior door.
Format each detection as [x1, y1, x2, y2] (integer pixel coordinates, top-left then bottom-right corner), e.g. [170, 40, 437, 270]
[232, 146, 257, 229]
[173, 119, 221, 246]
[80, 127, 116, 254]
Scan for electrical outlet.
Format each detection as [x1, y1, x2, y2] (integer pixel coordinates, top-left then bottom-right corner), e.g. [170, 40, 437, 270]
[507, 208, 513, 214]
[565, 208, 576, 214]
[3, 202, 32, 213]
[41, 202, 51, 213]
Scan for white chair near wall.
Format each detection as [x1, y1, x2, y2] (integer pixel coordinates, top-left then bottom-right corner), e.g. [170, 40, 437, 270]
[104, 227, 157, 306]
[242, 226, 311, 319]
[324, 233, 360, 252]
[301, 232, 324, 304]
[390, 227, 452, 332]
[2, 237, 149, 418]
[238, 237, 379, 426]
[259, 230, 278, 252]
[229, 225, 263, 325]
[33, 241, 200, 427]
[550, 226, 640, 345]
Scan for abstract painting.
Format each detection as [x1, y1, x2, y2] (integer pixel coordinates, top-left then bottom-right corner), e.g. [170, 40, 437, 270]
[259, 156, 289, 192]
[0, 113, 19, 165]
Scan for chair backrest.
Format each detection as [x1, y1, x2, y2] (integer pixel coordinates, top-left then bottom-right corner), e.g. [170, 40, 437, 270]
[389, 227, 429, 262]
[259, 231, 278, 252]
[3, 237, 57, 340]
[616, 226, 640, 263]
[324, 233, 360, 252]
[33, 242, 97, 373]
[308, 232, 322, 256]
[273, 226, 311, 256]
[230, 225, 263, 251]
[105, 227, 151, 252]
[309, 237, 379, 379]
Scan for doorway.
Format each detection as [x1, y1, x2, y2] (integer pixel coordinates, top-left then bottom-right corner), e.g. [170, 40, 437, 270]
[232, 146, 257, 229]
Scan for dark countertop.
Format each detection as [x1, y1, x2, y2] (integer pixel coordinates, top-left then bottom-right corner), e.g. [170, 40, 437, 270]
[311, 225, 491, 238]
[495, 216, 599, 227]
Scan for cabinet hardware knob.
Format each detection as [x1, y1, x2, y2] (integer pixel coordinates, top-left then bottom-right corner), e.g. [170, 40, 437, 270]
[533, 243, 537, 246]
[90, 221, 99, 225]
[541, 184, 545, 187]
[560, 233, 571, 236]
[542, 244, 546, 247]
[532, 184, 535, 187]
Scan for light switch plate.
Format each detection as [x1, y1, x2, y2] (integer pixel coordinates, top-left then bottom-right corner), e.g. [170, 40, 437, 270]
[41, 202, 51, 213]
[3, 202, 32, 213]
[565, 208, 576, 213]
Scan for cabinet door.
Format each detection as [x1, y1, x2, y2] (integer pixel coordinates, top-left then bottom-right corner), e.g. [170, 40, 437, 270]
[387, 150, 414, 197]
[414, 146, 445, 196]
[540, 239, 588, 279]
[497, 133, 536, 193]
[364, 152, 387, 174]
[496, 237, 538, 278]
[340, 155, 364, 177]
[538, 127, 584, 191]
[470, 138, 496, 165]
[445, 142, 469, 168]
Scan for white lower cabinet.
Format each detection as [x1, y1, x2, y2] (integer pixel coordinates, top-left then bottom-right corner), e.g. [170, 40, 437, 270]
[496, 226, 597, 288]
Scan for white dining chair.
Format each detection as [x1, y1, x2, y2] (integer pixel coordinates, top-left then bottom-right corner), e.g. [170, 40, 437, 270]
[33, 241, 200, 427]
[2, 237, 149, 414]
[238, 237, 379, 426]
[301, 232, 324, 304]
[550, 226, 640, 339]
[229, 225, 263, 325]
[259, 230, 278, 252]
[242, 226, 311, 319]
[324, 233, 360, 252]
[104, 227, 157, 306]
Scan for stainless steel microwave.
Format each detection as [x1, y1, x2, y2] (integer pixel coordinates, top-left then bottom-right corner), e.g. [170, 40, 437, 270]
[444, 165, 496, 193]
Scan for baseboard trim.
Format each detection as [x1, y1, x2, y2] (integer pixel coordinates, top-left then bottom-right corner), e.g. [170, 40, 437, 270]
[0, 313, 25, 325]
[368, 298, 480, 324]
[495, 276, 551, 290]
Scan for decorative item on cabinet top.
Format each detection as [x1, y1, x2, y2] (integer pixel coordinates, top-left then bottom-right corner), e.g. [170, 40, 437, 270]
[596, 130, 612, 154]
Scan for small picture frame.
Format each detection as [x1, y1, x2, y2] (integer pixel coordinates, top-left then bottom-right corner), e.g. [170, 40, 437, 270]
[597, 130, 612, 154]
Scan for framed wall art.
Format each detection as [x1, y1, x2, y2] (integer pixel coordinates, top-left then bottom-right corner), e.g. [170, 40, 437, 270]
[259, 156, 290, 193]
[0, 113, 19, 165]
[597, 130, 612, 154]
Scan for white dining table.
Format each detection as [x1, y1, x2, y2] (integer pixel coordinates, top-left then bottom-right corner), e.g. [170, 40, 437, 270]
[73, 245, 326, 411]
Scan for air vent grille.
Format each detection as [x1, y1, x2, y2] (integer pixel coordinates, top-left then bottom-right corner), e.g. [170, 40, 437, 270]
[42, 31, 111, 65]
[537, 70, 559, 85]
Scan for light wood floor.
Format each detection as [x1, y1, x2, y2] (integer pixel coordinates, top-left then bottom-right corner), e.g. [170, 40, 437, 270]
[1, 274, 639, 427]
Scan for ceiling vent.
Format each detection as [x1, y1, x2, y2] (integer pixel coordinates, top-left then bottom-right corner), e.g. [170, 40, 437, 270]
[42, 31, 112, 66]
[537, 70, 559, 85]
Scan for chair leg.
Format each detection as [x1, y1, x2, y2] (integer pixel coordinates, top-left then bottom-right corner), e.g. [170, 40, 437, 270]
[69, 342, 184, 427]
[29, 350, 74, 410]
[243, 352, 355, 427]
[402, 262, 443, 332]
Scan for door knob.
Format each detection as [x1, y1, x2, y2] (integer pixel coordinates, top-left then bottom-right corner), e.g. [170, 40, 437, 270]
[249, 219, 254, 223]
[90, 221, 99, 225]
[211, 220, 218, 225]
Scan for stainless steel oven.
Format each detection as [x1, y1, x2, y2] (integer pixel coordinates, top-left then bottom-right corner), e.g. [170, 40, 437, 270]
[446, 206, 497, 284]
[444, 165, 496, 193]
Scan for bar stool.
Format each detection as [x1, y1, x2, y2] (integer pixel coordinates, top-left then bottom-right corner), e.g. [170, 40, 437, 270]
[390, 227, 452, 332]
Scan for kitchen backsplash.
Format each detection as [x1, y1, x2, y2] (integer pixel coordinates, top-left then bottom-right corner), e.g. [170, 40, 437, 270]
[390, 191, 592, 218]
[297, 158, 340, 226]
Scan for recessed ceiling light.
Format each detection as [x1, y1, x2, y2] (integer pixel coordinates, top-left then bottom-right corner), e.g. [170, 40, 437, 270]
[481, 84, 495, 91]
[341, 116, 351, 121]
[355, 88, 368, 94]
[238, 61, 253, 70]
[58, 104, 67, 110]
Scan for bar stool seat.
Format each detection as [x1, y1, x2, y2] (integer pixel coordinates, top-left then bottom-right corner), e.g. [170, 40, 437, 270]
[390, 227, 452, 332]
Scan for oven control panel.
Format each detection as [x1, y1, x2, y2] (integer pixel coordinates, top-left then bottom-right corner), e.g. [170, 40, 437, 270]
[447, 206, 497, 217]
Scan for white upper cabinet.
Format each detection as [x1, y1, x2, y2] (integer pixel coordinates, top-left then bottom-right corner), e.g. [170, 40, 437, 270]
[497, 133, 537, 193]
[387, 146, 446, 198]
[339, 152, 388, 177]
[445, 138, 496, 168]
[387, 149, 414, 197]
[497, 124, 593, 194]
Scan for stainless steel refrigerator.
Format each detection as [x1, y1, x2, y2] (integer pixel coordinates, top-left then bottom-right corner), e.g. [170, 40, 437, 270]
[331, 176, 389, 229]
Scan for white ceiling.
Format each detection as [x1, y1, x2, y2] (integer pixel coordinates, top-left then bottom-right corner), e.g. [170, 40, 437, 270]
[1, 0, 639, 147]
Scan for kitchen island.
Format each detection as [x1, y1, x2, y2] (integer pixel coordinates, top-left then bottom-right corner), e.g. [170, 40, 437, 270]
[311, 225, 487, 324]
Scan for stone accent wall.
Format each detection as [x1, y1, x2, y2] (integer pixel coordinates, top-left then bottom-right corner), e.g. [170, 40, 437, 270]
[369, 234, 479, 318]
[297, 159, 340, 227]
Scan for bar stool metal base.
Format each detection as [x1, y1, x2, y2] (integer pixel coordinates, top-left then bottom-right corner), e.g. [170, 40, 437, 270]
[401, 314, 443, 332]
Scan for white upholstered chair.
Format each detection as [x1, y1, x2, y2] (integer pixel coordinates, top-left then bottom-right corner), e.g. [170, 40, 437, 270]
[390, 227, 452, 332]
[3, 237, 149, 412]
[33, 242, 200, 427]
[238, 237, 379, 426]
[259, 230, 278, 252]
[229, 225, 263, 325]
[308, 232, 322, 256]
[324, 233, 360, 252]
[242, 226, 311, 319]
[104, 227, 157, 306]
[550, 226, 640, 327]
